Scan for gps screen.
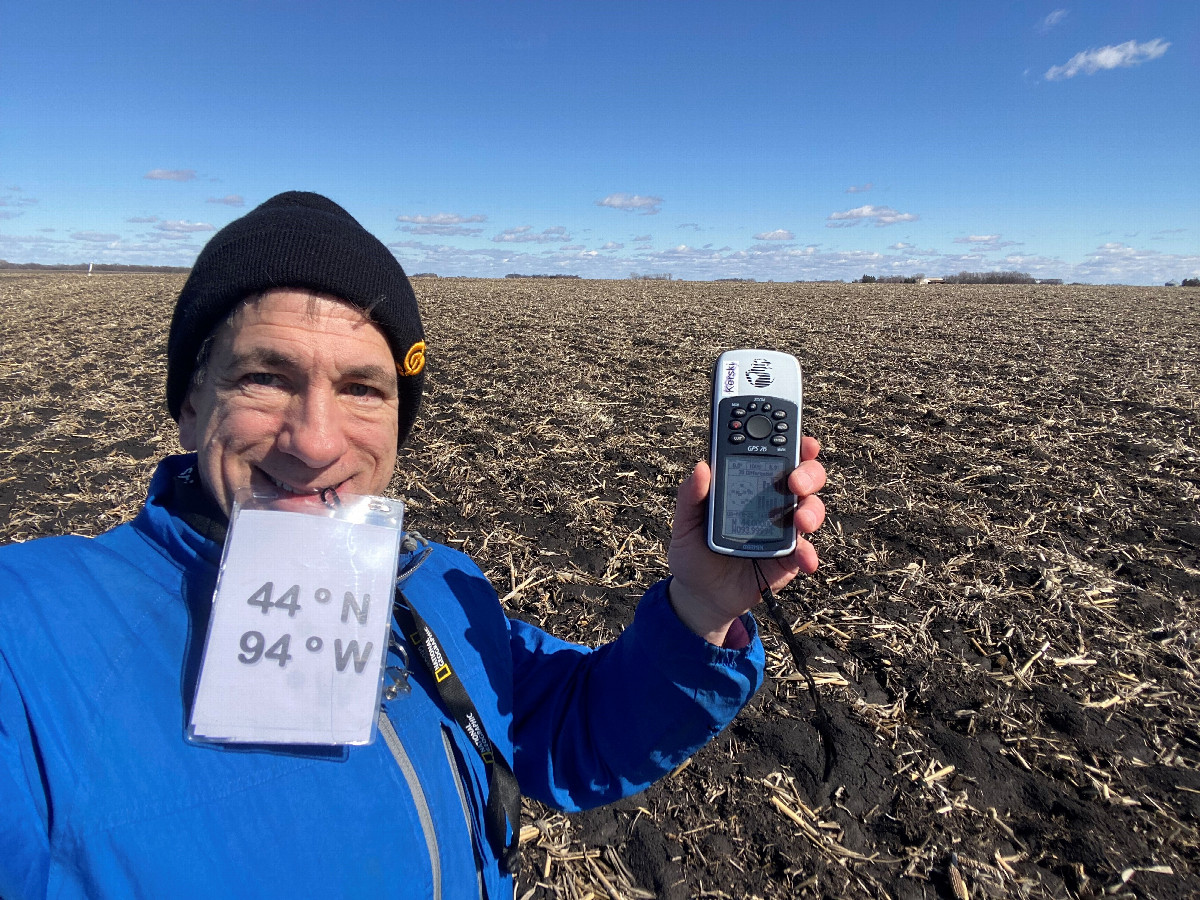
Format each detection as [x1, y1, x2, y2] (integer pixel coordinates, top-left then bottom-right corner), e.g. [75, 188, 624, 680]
[721, 455, 789, 541]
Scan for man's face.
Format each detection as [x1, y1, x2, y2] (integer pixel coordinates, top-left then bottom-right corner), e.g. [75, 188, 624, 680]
[178, 288, 400, 516]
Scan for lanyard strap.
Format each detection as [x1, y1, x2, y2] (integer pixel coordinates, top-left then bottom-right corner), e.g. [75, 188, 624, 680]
[392, 590, 522, 874]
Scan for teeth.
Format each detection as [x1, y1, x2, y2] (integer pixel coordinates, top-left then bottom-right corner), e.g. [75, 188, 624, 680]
[267, 473, 321, 495]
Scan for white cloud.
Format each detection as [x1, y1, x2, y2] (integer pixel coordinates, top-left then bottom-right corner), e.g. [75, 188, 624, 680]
[754, 229, 794, 241]
[1073, 242, 1200, 282]
[396, 213, 487, 225]
[83, 239, 202, 264]
[827, 205, 918, 227]
[492, 225, 572, 244]
[1038, 9, 1068, 32]
[71, 231, 121, 242]
[0, 231, 62, 246]
[600, 242, 624, 250]
[953, 234, 1021, 251]
[378, 232, 1200, 284]
[155, 220, 216, 233]
[981, 243, 1199, 284]
[632, 234, 652, 242]
[389, 239, 619, 277]
[678, 223, 702, 232]
[207, 194, 244, 207]
[596, 193, 663, 215]
[144, 169, 196, 181]
[127, 216, 159, 223]
[101, 240, 172, 252]
[401, 224, 484, 237]
[1045, 38, 1169, 80]
[0, 229, 193, 266]
[845, 183, 873, 194]
[887, 242, 940, 256]
[0, 194, 37, 218]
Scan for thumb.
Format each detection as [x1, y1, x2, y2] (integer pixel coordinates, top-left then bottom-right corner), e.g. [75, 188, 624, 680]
[673, 461, 711, 536]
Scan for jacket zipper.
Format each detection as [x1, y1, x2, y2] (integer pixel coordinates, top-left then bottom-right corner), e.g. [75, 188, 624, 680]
[441, 726, 487, 898]
[377, 711, 442, 900]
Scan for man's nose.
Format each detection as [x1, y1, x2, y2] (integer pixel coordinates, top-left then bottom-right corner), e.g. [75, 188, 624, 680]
[277, 389, 348, 468]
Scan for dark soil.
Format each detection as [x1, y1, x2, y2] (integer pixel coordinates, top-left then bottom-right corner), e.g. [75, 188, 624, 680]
[2, 273, 1197, 899]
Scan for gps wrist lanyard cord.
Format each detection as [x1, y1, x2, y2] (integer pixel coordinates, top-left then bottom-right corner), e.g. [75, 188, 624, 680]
[751, 559, 838, 782]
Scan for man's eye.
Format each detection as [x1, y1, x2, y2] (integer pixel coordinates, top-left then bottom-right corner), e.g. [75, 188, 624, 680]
[247, 372, 279, 387]
[345, 383, 373, 398]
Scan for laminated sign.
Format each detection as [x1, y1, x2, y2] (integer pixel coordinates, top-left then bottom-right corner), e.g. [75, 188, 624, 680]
[189, 490, 403, 746]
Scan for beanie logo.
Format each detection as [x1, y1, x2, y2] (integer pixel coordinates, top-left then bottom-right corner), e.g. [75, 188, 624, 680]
[401, 341, 426, 376]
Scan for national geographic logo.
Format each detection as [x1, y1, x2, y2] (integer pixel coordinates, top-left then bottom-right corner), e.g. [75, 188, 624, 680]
[418, 626, 452, 682]
[465, 711, 494, 763]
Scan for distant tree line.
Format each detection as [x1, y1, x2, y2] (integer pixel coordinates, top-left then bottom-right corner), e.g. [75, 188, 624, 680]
[629, 272, 673, 281]
[1180, 278, 1200, 287]
[859, 274, 925, 284]
[714, 277, 756, 283]
[0, 260, 191, 273]
[859, 271, 1038, 285]
[942, 270, 1036, 284]
[503, 273, 581, 279]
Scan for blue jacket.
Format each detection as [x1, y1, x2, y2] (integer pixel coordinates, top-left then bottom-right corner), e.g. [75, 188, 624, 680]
[0, 455, 764, 899]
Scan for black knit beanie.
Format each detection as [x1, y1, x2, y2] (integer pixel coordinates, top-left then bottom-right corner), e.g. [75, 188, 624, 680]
[166, 191, 425, 447]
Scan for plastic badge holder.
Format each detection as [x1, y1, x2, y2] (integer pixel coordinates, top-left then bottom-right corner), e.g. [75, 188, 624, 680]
[189, 488, 404, 746]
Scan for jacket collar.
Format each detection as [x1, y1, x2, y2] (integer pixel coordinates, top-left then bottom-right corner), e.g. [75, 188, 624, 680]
[133, 453, 228, 570]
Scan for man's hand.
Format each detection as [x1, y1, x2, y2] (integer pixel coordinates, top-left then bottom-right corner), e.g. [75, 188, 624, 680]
[667, 435, 827, 645]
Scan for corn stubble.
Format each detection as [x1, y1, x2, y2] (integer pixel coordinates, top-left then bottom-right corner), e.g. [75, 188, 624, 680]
[2, 273, 1197, 900]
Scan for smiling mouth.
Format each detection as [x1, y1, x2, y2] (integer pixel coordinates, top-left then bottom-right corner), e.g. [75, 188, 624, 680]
[263, 471, 343, 496]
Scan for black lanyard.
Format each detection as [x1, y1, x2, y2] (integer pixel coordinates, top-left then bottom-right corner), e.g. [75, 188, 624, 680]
[392, 590, 522, 874]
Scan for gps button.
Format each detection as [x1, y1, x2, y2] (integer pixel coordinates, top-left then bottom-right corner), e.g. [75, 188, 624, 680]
[745, 415, 773, 440]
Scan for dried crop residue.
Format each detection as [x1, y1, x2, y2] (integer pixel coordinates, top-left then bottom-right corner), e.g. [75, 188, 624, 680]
[2, 273, 1197, 899]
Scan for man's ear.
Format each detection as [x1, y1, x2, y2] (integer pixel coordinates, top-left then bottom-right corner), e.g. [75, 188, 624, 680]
[178, 394, 198, 451]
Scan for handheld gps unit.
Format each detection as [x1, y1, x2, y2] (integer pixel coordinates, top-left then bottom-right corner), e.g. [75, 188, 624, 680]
[706, 349, 802, 558]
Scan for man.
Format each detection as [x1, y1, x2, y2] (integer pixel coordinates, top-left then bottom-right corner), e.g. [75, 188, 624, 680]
[0, 192, 826, 898]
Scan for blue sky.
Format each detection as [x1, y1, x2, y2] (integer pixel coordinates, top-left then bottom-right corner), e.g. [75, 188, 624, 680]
[2, 1, 1197, 284]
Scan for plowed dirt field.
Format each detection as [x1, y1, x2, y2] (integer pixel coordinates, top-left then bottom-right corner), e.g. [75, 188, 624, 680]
[2, 273, 1197, 899]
